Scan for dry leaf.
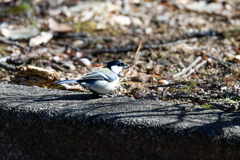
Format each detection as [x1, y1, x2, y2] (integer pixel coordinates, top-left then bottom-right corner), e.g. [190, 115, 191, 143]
[1, 26, 39, 40]
[80, 10, 95, 22]
[131, 17, 143, 26]
[96, 20, 108, 30]
[110, 15, 131, 26]
[48, 18, 73, 33]
[12, 65, 60, 87]
[48, 9, 62, 16]
[186, 2, 223, 13]
[175, 0, 190, 5]
[29, 32, 53, 47]
[159, 80, 169, 85]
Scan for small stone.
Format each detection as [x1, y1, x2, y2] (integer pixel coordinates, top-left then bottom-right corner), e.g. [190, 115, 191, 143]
[134, 29, 143, 34]
[155, 15, 169, 22]
[73, 40, 84, 47]
[159, 80, 169, 85]
[158, 87, 164, 92]
[79, 58, 91, 67]
[145, 27, 153, 35]
[131, 17, 143, 26]
[211, 93, 218, 98]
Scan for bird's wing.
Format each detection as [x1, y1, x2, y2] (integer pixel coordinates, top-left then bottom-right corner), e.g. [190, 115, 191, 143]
[78, 68, 118, 82]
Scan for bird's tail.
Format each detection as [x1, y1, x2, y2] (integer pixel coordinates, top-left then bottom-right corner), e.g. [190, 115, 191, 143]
[55, 79, 78, 85]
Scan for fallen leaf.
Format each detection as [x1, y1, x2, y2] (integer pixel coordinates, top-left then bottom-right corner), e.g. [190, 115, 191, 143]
[1, 26, 39, 40]
[96, 20, 108, 30]
[12, 65, 60, 87]
[106, 2, 122, 13]
[69, 2, 95, 13]
[29, 32, 53, 47]
[48, 18, 73, 33]
[186, 2, 223, 13]
[159, 80, 169, 85]
[48, 9, 61, 16]
[80, 10, 95, 22]
[175, 0, 190, 5]
[110, 15, 131, 26]
[131, 17, 143, 27]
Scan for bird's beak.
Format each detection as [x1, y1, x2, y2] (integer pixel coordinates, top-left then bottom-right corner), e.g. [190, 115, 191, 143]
[123, 64, 129, 69]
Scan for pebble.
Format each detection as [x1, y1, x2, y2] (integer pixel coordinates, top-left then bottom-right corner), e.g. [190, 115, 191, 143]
[145, 27, 153, 35]
[158, 87, 164, 92]
[79, 58, 91, 67]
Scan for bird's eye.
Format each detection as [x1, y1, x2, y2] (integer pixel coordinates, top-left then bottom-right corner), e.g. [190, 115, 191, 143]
[118, 63, 124, 66]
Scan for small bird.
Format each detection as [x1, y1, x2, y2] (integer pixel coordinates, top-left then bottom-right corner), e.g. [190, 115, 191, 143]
[55, 60, 129, 94]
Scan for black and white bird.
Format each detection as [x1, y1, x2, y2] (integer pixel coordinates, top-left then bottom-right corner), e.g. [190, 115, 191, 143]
[55, 60, 128, 94]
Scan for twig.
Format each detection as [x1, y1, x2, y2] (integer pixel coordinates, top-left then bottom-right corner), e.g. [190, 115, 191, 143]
[195, 59, 228, 76]
[182, 69, 195, 78]
[132, 41, 142, 68]
[206, 54, 240, 67]
[195, 60, 207, 71]
[51, 63, 68, 72]
[0, 37, 30, 51]
[125, 41, 142, 76]
[53, 32, 87, 39]
[194, 59, 207, 75]
[173, 56, 202, 78]
[162, 87, 170, 96]
[93, 38, 198, 54]
[178, 61, 186, 68]
[0, 62, 16, 71]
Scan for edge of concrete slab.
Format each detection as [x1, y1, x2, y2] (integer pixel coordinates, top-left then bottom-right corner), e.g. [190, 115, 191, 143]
[1, 82, 240, 159]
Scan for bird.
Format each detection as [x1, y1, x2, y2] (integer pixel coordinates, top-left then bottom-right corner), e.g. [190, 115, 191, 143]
[55, 60, 129, 94]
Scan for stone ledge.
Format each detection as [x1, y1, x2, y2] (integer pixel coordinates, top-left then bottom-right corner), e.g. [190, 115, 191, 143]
[1, 82, 240, 159]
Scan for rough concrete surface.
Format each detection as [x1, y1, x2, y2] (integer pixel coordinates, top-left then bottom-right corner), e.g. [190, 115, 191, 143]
[1, 82, 240, 159]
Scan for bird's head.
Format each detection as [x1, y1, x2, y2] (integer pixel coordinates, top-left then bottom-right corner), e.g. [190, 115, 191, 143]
[106, 60, 129, 75]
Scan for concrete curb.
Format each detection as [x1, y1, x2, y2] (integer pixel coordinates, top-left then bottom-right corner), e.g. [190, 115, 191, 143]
[1, 82, 240, 159]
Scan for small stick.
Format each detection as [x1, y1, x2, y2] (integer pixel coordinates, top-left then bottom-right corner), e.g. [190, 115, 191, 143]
[206, 54, 240, 66]
[182, 69, 195, 78]
[0, 62, 16, 71]
[94, 38, 198, 54]
[173, 56, 202, 78]
[194, 59, 207, 74]
[0, 37, 30, 51]
[51, 63, 68, 72]
[195, 60, 207, 71]
[125, 41, 142, 77]
[132, 40, 142, 68]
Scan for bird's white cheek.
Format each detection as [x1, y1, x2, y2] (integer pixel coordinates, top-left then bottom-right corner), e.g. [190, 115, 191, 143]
[111, 66, 123, 75]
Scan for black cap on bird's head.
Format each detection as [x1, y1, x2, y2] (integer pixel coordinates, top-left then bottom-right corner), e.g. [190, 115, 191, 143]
[106, 60, 129, 69]
[106, 60, 129, 75]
